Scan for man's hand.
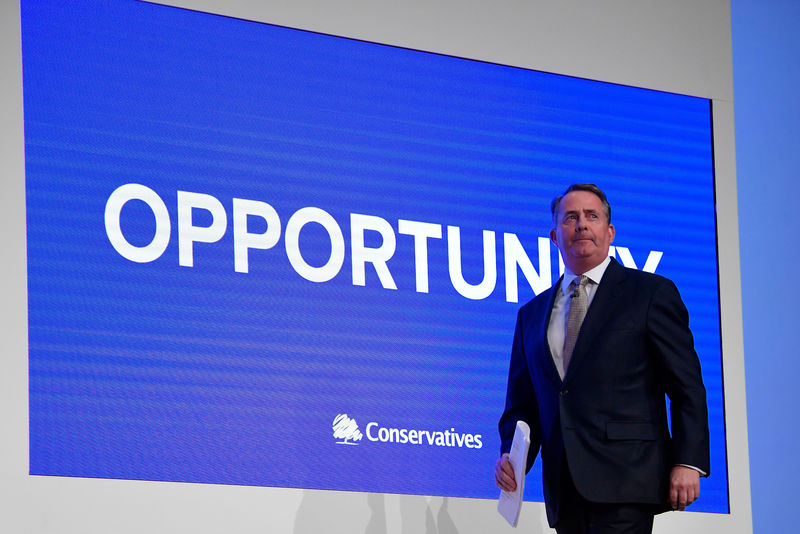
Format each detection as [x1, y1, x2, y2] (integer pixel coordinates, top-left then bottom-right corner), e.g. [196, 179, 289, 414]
[668, 465, 700, 510]
[495, 453, 517, 492]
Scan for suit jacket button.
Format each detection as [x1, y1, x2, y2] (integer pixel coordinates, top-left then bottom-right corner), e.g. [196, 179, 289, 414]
[561, 390, 568, 396]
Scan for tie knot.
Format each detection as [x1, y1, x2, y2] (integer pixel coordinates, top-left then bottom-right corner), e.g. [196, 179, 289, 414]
[572, 275, 589, 291]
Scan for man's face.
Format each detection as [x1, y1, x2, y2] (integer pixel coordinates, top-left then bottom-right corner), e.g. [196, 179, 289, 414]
[550, 190, 615, 273]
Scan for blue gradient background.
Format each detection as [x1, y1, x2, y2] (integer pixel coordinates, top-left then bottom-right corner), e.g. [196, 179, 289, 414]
[22, 0, 726, 511]
[733, 1, 800, 532]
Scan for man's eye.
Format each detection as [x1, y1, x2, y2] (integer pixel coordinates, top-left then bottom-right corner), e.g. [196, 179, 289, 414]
[588, 213, 598, 219]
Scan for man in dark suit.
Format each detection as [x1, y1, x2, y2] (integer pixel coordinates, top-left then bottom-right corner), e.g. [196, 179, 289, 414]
[495, 184, 710, 534]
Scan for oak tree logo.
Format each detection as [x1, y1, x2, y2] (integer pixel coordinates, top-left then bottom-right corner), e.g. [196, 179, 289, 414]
[332, 413, 363, 445]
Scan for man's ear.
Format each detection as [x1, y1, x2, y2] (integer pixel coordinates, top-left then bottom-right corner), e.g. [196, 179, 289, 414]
[550, 228, 557, 245]
[607, 224, 615, 243]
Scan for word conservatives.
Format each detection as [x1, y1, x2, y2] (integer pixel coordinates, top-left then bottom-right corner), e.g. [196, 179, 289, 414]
[332, 414, 482, 449]
[104, 184, 663, 303]
[366, 422, 483, 449]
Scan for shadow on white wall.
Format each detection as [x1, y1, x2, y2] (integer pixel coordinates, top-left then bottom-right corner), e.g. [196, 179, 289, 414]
[292, 489, 552, 534]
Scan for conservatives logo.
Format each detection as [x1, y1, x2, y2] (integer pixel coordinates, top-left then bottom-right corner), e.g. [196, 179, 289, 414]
[332, 414, 363, 445]
[332, 414, 483, 449]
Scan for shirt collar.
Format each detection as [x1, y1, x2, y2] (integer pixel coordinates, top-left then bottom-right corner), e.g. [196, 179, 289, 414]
[560, 255, 612, 295]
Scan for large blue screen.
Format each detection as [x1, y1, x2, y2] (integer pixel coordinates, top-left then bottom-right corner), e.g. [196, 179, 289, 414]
[22, 0, 727, 512]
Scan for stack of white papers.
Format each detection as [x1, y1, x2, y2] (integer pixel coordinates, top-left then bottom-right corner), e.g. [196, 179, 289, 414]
[497, 420, 531, 527]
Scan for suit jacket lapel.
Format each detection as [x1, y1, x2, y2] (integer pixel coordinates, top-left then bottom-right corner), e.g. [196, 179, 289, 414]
[563, 258, 627, 384]
[540, 277, 564, 385]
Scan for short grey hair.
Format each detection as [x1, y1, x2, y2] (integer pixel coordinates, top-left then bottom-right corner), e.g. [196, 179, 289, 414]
[550, 184, 611, 225]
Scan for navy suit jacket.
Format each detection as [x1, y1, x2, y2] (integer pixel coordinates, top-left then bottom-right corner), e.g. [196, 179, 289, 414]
[498, 258, 709, 525]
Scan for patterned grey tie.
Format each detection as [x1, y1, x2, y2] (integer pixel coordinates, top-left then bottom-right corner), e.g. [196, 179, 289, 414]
[562, 275, 589, 375]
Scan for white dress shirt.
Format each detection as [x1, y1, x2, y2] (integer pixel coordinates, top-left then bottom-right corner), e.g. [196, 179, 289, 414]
[547, 256, 611, 379]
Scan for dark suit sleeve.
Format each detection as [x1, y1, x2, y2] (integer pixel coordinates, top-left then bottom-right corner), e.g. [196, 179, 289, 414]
[498, 308, 542, 473]
[647, 278, 711, 475]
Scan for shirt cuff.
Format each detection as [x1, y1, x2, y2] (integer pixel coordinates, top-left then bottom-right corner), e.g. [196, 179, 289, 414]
[676, 464, 707, 477]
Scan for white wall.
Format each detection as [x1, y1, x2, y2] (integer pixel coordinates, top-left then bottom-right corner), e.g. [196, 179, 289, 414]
[0, 1, 748, 532]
